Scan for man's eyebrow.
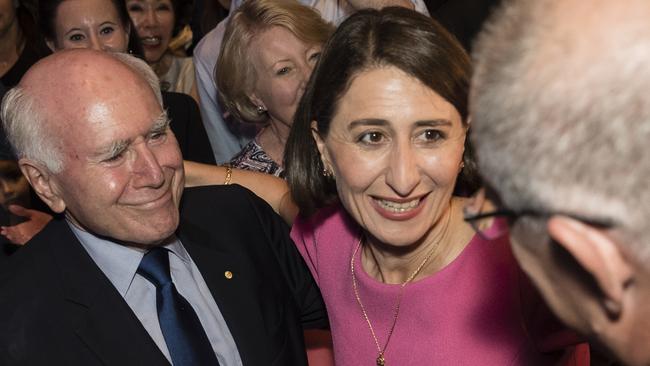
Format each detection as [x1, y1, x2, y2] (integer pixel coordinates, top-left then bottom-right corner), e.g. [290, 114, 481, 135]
[103, 139, 130, 159]
[95, 112, 170, 160]
[149, 111, 171, 134]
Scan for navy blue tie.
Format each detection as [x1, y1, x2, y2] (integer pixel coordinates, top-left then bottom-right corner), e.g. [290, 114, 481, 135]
[137, 247, 220, 366]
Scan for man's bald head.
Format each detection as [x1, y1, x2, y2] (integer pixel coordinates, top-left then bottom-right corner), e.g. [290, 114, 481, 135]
[2, 48, 184, 247]
[471, 0, 650, 251]
[1, 49, 162, 172]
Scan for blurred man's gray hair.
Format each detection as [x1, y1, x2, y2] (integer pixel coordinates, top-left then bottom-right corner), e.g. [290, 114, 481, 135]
[0, 52, 163, 173]
[470, 0, 650, 256]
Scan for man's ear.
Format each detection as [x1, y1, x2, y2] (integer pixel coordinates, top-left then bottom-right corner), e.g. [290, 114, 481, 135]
[547, 216, 633, 318]
[310, 121, 332, 173]
[18, 159, 67, 213]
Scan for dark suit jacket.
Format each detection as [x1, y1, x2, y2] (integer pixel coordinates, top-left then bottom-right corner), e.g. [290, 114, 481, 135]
[163, 91, 216, 165]
[0, 185, 327, 365]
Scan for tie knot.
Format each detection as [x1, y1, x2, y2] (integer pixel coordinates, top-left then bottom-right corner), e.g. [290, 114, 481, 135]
[137, 247, 172, 288]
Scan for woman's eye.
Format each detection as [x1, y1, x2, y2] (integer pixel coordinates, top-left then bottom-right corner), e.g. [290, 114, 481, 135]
[309, 52, 321, 62]
[418, 129, 445, 142]
[69, 34, 84, 42]
[127, 4, 143, 12]
[358, 131, 385, 144]
[100, 27, 114, 35]
[276, 67, 291, 76]
[156, 4, 172, 11]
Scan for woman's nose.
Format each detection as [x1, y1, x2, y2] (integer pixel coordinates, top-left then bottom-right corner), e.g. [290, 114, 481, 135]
[385, 143, 421, 196]
[141, 8, 159, 27]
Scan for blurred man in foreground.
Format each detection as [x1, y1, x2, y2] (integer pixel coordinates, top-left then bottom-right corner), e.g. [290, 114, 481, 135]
[470, 0, 650, 365]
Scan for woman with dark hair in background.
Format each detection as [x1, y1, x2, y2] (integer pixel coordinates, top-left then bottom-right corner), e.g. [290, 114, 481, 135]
[126, 0, 199, 101]
[38, 0, 143, 56]
[0, 0, 50, 88]
[285, 7, 590, 365]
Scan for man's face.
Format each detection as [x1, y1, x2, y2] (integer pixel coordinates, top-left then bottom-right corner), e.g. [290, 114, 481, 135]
[46, 77, 184, 247]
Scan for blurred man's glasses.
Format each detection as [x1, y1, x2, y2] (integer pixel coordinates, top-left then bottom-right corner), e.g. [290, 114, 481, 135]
[463, 207, 617, 241]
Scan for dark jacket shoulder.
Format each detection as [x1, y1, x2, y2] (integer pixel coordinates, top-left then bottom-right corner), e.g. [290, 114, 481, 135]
[162, 91, 216, 164]
[179, 184, 329, 330]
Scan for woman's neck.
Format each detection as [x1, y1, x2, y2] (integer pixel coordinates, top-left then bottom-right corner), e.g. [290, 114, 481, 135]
[360, 198, 473, 284]
[150, 52, 172, 78]
[0, 20, 23, 78]
[257, 117, 292, 166]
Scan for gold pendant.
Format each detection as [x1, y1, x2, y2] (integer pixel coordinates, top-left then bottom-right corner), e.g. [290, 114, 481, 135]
[376, 354, 385, 366]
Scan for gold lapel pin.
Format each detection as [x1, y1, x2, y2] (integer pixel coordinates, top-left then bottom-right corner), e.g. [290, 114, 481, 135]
[224, 271, 233, 280]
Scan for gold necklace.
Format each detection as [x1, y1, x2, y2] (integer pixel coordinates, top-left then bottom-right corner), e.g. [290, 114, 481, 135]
[350, 204, 452, 366]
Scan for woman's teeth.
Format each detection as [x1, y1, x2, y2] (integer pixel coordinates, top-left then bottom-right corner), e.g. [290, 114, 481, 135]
[141, 37, 161, 46]
[376, 198, 420, 212]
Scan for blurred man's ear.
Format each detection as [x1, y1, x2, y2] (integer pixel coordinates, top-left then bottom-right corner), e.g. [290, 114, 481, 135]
[547, 216, 633, 319]
[18, 159, 66, 214]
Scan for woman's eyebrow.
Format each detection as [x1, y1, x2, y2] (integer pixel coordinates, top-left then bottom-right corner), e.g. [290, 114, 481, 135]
[348, 119, 389, 130]
[414, 119, 452, 127]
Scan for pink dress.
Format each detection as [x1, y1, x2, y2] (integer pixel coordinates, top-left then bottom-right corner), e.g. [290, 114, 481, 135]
[291, 204, 589, 366]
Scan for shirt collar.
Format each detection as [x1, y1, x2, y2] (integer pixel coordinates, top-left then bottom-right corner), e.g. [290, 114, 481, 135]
[68, 221, 187, 297]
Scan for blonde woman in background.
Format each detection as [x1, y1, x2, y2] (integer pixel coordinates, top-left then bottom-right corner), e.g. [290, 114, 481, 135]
[217, 0, 334, 177]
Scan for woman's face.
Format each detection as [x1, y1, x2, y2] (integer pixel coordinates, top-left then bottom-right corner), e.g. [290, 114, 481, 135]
[126, 0, 175, 64]
[0, 160, 29, 207]
[0, 0, 17, 36]
[249, 26, 321, 127]
[52, 0, 130, 53]
[314, 66, 466, 248]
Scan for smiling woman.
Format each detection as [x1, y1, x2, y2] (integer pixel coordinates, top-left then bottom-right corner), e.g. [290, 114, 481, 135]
[49, 0, 129, 52]
[126, 0, 198, 100]
[285, 7, 591, 365]
[216, 0, 334, 177]
[313, 66, 467, 251]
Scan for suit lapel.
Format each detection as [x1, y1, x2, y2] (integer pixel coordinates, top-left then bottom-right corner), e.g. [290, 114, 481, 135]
[179, 219, 269, 365]
[47, 220, 169, 366]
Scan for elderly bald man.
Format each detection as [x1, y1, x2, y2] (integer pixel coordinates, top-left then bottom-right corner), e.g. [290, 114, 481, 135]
[470, 0, 650, 365]
[0, 49, 327, 366]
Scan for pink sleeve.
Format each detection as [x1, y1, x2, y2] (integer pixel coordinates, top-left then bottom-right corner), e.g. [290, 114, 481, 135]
[290, 214, 321, 285]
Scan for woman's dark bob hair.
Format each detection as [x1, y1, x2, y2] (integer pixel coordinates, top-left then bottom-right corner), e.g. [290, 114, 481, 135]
[284, 7, 480, 216]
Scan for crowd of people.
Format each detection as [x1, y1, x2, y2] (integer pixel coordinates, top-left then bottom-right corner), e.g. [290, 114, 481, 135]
[1, 0, 649, 365]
